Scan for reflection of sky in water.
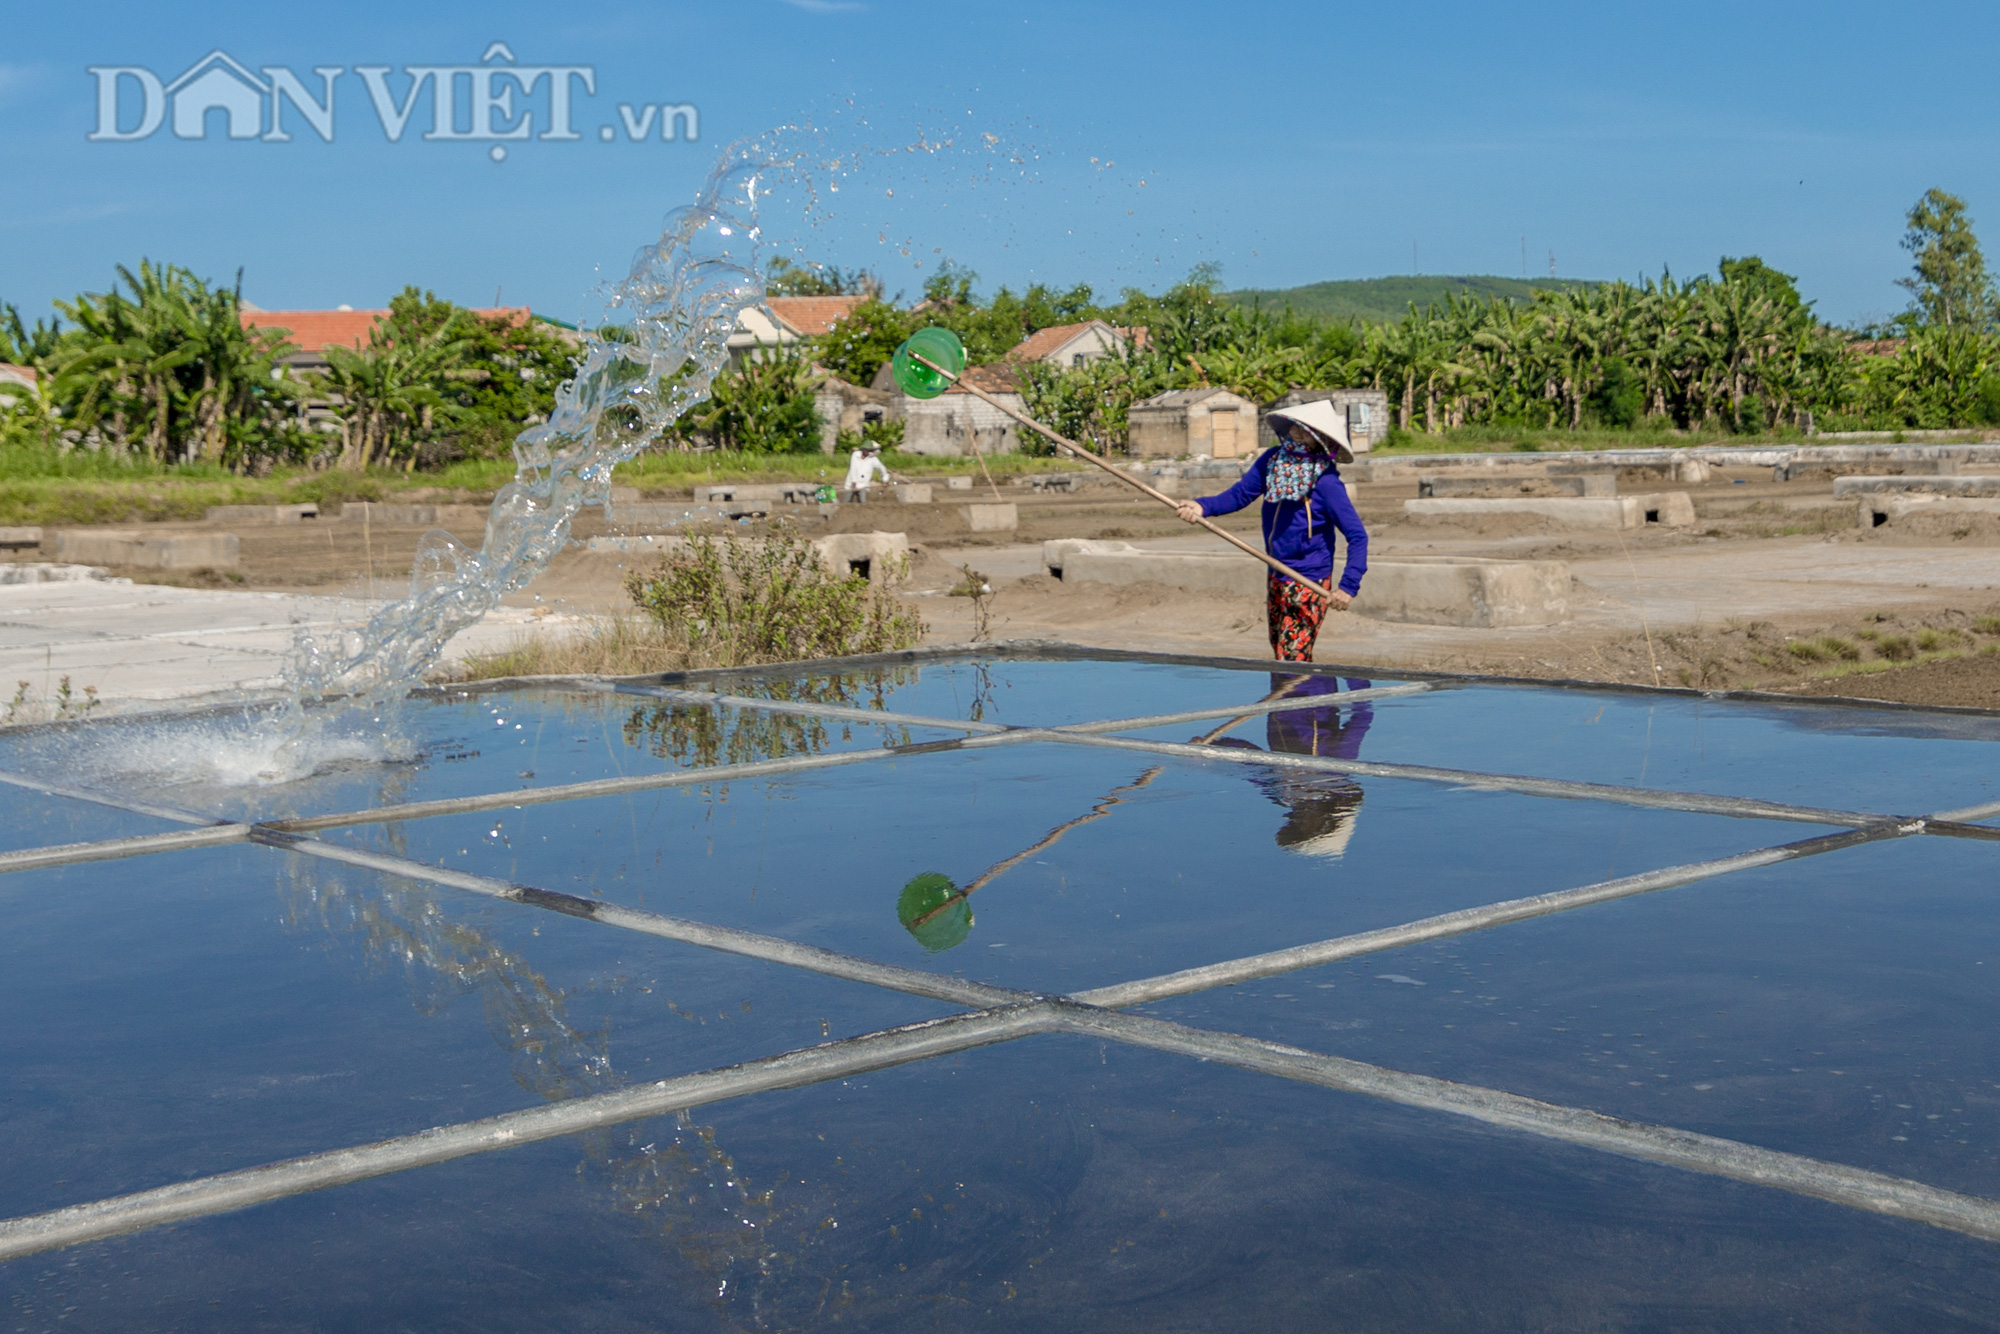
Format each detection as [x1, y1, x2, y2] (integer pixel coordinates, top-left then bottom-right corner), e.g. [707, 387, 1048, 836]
[2, 657, 1998, 1329]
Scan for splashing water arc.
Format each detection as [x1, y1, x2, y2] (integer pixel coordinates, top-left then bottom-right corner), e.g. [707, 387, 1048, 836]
[284, 146, 776, 706]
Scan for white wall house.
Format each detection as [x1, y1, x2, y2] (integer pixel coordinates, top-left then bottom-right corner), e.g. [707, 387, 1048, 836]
[900, 364, 1025, 456]
[1006, 319, 1145, 369]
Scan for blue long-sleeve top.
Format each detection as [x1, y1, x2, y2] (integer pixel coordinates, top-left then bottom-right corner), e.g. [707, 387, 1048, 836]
[1195, 450, 1369, 596]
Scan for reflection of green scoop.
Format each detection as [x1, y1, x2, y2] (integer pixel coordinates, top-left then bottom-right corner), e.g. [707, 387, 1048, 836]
[897, 872, 974, 952]
[893, 767, 1167, 953]
[890, 328, 966, 399]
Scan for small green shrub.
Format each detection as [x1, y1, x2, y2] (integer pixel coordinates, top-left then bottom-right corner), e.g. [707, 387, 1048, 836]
[1875, 634, 1916, 661]
[1972, 615, 2000, 635]
[1915, 628, 1958, 652]
[1786, 640, 1826, 661]
[1818, 636, 1861, 661]
[625, 531, 924, 666]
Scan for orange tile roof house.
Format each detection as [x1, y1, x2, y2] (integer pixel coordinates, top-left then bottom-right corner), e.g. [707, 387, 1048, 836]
[1006, 319, 1146, 368]
[0, 364, 39, 397]
[239, 305, 531, 372]
[725, 296, 869, 366]
[767, 295, 868, 336]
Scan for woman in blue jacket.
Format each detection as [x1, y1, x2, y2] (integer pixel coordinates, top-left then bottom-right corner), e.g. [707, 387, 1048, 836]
[1175, 400, 1368, 662]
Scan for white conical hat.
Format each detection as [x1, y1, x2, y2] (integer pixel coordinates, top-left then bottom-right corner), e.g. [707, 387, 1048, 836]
[1267, 399, 1362, 463]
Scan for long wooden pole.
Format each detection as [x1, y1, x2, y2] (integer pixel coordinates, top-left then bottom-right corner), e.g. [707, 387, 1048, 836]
[911, 352, 1339, 603]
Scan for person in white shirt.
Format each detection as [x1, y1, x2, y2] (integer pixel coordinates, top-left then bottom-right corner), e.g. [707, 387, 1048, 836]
[843, 444, 892, 503]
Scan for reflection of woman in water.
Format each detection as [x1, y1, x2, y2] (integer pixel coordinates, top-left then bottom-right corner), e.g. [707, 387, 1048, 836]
[1212, 674, 1372, 856]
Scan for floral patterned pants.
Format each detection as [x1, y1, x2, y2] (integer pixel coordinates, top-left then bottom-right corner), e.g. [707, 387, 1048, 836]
[1267, 572, 1329, 662]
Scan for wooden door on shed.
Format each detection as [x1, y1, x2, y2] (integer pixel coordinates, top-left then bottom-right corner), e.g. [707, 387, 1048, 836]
[1208, 407, 1243, 457]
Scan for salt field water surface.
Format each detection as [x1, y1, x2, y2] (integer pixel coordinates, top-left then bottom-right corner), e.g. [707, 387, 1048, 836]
[2, 650, 1999, 1330]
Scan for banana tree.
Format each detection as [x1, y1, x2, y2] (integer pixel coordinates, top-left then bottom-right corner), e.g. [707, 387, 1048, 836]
[318, 315, 476, 469]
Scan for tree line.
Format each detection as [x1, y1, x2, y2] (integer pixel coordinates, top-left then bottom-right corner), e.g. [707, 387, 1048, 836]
[771, 187, 2000, 454]
[0, 267, 576, 471]
[5, 187, 1996, 471]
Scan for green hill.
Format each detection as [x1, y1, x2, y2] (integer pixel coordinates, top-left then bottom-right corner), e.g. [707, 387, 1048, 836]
[1226, 274, 1599, 324]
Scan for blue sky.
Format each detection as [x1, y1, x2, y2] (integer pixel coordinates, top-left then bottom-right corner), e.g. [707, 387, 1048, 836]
[3, 0, 1996, 327]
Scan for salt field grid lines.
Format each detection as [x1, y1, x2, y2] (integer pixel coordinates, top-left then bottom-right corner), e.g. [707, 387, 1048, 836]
[2, 650, 1998, 1270]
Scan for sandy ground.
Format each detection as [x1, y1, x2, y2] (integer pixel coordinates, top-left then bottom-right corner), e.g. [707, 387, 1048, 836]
[5, 464, 1999, 712]
[0, 577, 577, 716]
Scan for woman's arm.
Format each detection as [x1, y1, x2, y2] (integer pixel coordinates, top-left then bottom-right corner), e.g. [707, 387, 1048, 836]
[1176, 451, 1269, 522]
[1320, 473, 1369, 597]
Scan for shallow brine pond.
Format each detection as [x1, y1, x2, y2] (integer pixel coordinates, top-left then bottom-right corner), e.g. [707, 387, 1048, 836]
[3, 652, 1998, 1331]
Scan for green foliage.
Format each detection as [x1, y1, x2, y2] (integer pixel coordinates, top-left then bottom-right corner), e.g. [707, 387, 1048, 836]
[366, 288, 579, 463]
[1588, 356, 1644, 427]
[1975, 376, 2000, 425]
[834, 416, 904, 453]
[1897, 188, 1996, 331]
[666, 341, 823, 453]
[1340, 260, 1846, 434]
[44, 261, 300, 466]
[1225, 274, 1598, 325]
[318, 311, 476, 471]
[1718, 256, 1806, 314]
[0, 304, 64, 368]
[813, 299, 919, 385]
[618, 669, 917, 773]
[1017, 350, 1166, 454]
[5, 268, 580, 476]
[623, 530, 924, 664]
[764, 257, 881, 298]
[915, 259, 1107, 363]
[1856, 324, 1993, 428]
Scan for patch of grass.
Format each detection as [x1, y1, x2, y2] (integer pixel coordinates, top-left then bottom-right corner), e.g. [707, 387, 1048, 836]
[1787, 637, 1860, 662]
[1371, 422, 1836, 456]
[1874, 634, 1916, 661]
[1915, 628, 1961, 652]
[1774, 512, 1856, 536]
[1812, 649, 1967, 681]
[1972, 615, 2000, 635]
[0, 446, 508, 528]
[452, 616, 684, 680]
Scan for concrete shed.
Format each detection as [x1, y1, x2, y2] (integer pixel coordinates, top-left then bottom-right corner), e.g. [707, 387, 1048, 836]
[1128, 387, 1262, 459]
[900, 364, 1025, 457]
[1259, 388, 1391, 453]
[811, 377, 899, 454]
